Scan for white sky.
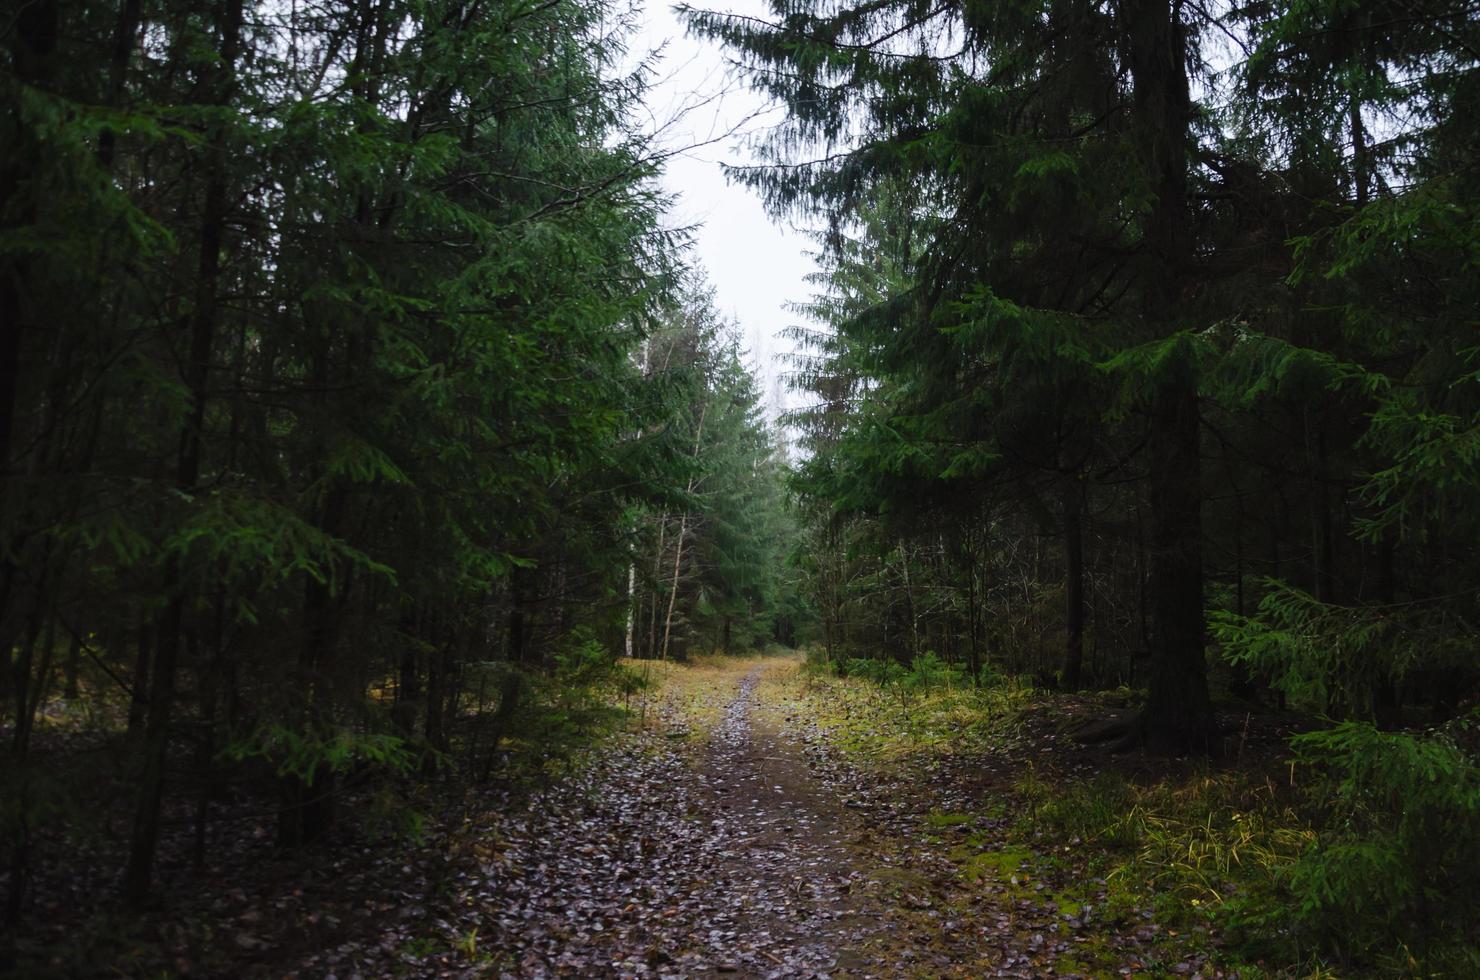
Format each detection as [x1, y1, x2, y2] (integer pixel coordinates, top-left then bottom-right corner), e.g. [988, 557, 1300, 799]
[632, 0, 818, 421]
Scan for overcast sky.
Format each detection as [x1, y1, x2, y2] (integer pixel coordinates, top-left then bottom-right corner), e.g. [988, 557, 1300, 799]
[632, 0, 818, 421]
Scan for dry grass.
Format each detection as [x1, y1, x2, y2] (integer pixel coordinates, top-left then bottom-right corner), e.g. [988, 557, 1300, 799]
[754, 658, 1033, 762]
[630, 651, 795, 735]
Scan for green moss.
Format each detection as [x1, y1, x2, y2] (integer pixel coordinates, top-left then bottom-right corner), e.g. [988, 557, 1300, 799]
[923, 810, 972, 829]
[1052, 893, 1085, 918]
[957, 844, 1033, 882]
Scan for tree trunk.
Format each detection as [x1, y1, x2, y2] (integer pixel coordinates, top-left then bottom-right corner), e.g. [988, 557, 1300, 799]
[1348, 14, 1372, 210]
[425, 636, 449, 757]
[1139, 372, 1216, 751]
[965, 540, 981, 682]
[394, 610, 420, 738]
[0, 0, 57, 476]
[1373, 535, 1401, 727]
[899, 543, 919, 659]
[9, 611, 43, 753]
[508, 565, 530, 666]
[98, 0, 143, 167]
[0, 0, 60, 744]
[1062, 485, 1085, 690]
[1228, 478, 1258, 702]
[188, 631, 212, 868]
[62, 632, 80, 700]
[123, 0, 243, 902]
[126, 621, 152, 739]
[482, 667, 523, 779]
[280, 486, 346, 848]
[1121, 0, 1216, 752]
[624, 562, 636, 657]
[661, 403, 706, 661]
[647, 516, 666, 658]
[660, 514, 688, 661]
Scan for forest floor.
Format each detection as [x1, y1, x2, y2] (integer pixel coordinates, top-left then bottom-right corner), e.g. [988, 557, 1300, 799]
[432, 657, 1260, 977]
[279, 654, 1266, 978]
[11, 653, 1303, 978]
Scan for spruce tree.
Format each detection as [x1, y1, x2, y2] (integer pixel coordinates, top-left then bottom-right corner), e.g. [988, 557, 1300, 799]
[688, 0, 1221, 748]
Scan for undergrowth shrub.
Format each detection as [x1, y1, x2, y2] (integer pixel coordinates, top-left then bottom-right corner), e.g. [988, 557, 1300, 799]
[836, 652, 968, 694]
[905, 651, 964, 690]
[1020, 767, 1315, 942]
[1019, 716, 1480, 974]
[840, 656, 905, 687]
[542, 631, 649, 732]
[223, 725, 418, 787]
[362, 781, 430, 844]
[1277, 715, 1480, 971]
[1029, 771, 1143, 848]
[801, 647, 832, 672]
[791, 651, 1030, 755]
[1211, 570, 1480, 972]
[478, 634, 652, 785]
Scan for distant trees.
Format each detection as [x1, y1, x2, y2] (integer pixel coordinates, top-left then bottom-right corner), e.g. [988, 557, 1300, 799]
[628, 281, 797, 662]
[0, 0, 793, 918]
[690, 0, 1480, 751]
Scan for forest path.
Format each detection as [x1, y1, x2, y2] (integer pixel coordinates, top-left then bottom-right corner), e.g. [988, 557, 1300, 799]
[464, 657, 1054, 978]
[284, 656, 1233, 979]
[468, 659, 891, 977]
[680, 666, 878, 976]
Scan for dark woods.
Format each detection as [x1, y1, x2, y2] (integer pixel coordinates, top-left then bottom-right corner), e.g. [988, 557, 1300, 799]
[2, 0, 1479, 974]
[687, 0, 1480, 742]
[0, 0, 792, 943]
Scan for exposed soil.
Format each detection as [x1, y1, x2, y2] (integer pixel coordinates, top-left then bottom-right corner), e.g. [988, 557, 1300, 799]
[687, 670, 877, 976]
[416, 664, 908, 978]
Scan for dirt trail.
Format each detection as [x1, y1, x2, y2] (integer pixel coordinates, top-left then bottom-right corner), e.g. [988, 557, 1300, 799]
[461, 662, 892, 978]
[687, 668, 878, 976]
[428, 659, 1075, 978]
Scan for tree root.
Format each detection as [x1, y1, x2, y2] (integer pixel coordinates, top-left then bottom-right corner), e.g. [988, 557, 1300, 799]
[1072, 712, 1223, 757]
